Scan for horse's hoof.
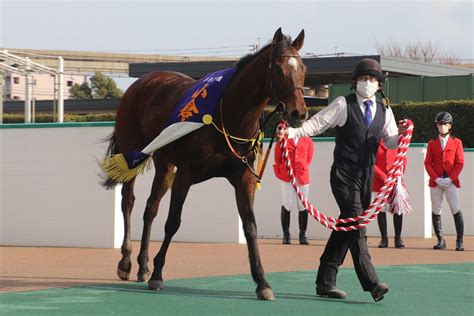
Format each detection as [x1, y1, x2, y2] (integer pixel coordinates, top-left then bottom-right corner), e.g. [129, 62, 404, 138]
[117, 268, 131, 281]
[256, 288, 275, 301]
[137, 269, 151, 282]
[148, 279, 164, 291]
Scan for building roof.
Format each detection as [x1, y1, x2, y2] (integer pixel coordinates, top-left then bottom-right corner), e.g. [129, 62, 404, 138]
[129, 55, 473, 86]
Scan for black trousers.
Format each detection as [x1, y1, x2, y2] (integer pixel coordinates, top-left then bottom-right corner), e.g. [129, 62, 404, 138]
[316, 165, 380, 291]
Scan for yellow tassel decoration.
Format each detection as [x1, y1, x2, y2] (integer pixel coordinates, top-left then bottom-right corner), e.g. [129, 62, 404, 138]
[101, 154, 152, 183]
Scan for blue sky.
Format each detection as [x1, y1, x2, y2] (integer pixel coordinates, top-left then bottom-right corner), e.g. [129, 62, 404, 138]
[1, 0, 472, 88]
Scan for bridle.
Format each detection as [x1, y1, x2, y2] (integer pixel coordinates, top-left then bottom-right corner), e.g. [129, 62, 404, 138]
[219, 51, 306, 184]
[267, 54, 305, 114]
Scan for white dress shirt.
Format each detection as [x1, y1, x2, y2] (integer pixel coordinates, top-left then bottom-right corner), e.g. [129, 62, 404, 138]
[439, 135, 448, 150]
[288, 94, 399, 149]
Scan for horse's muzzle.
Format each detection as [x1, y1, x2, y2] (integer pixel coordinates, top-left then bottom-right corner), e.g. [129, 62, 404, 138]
[287, 109, 308, 128]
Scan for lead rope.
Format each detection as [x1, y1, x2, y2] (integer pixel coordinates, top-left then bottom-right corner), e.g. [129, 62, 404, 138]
[278, 119, 414, 231]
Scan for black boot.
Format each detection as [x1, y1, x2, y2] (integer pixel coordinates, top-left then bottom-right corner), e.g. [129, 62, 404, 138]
[454, 211, 464, 251]
[394, 214, 405, 248]
[299, 211, 309, 245]
[377, 212, 388, 248]
[432, 214, 446, 249]
[281, 206, 291, 244]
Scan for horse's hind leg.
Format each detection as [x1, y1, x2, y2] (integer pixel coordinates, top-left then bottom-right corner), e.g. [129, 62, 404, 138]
[136, 165, 169, 282]
[231, 172, 274, 300]
[148, 169, 191, 290]
[117, 178, 136, 280]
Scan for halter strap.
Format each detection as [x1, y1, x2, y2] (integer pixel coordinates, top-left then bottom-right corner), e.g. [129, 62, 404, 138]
[218, 99, 284, 182]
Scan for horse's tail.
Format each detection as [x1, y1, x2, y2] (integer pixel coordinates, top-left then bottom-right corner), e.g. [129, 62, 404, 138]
[100, 129, 120, 189]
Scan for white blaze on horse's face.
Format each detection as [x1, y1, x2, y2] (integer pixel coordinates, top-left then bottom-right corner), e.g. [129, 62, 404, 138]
[288, 57, 298, 71]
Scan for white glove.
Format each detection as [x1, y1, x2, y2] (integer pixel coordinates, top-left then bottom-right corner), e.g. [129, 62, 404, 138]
[435, 178, 444, 187]
[441, 177, 452, 187]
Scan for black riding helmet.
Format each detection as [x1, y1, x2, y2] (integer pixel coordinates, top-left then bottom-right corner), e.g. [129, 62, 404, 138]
[435, 111, 453, 124]
[434, 111, 453, 132]
[352, 58, 384, 83]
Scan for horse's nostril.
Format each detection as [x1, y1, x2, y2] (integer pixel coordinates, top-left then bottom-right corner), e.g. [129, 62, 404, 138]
[290, 110, 300, 121]
[300, 111, 307, 120]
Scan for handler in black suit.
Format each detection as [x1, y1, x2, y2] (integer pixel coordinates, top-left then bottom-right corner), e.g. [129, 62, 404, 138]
[286, 58, 406, 302]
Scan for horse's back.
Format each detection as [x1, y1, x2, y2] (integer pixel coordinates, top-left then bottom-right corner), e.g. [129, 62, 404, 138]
[115, 71, 195, 153]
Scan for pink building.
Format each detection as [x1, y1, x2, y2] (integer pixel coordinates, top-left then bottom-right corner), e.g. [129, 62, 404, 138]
[3, 72, 87, 100]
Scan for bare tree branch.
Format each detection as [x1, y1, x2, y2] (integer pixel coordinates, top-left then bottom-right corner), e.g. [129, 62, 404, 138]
[374, 39, 457, 64]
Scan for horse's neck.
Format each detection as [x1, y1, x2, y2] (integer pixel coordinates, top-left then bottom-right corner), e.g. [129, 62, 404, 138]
[222, 51, 271, 136]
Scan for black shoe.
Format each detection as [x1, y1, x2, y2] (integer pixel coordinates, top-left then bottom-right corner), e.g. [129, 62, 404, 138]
[316, 285, 347, 299]
[433, 239, 446, 249]
[456, 239, 464, 251]
[282, 235, 291, 245]
[395, 237, 405, 248]
[371, 283, 389, 302]
[299, 235, 309, 245]
[378, 238, 388, 248]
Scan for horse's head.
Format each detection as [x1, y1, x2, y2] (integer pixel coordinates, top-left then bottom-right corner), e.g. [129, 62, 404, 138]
[269, 28, 307, 128]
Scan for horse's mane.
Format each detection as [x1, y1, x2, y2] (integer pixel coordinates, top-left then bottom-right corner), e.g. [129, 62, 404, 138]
[235, 35, 292, 71]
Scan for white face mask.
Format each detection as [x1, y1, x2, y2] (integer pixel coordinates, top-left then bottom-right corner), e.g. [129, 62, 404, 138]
[437, 124, 450, 135]
[356, 80, 379, 98]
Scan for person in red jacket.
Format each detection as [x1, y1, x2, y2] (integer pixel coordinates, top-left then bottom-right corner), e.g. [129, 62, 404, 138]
[372, 139, 407, 248]
[273, 136, 314, 245]
[424, 112, 464, 251]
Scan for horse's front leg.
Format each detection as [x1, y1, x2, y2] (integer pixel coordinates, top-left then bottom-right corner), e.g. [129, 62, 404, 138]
[231, 171, 275, 301]
[117, 178, 136, 281]
[136, 166, 169, 282]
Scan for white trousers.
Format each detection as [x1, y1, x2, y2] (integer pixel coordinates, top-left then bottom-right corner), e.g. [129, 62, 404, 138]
[430, 183, 461, 215]
[280, 181, 309, 212]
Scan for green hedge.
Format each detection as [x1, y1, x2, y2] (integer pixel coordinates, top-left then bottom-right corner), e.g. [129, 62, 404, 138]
[2, 99, 473, 147]
[262, 100, 474, 148]
[2, 113, 115, 123]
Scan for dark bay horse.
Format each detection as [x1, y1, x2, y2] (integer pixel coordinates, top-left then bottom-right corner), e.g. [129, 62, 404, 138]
[100, 28, 307, 300]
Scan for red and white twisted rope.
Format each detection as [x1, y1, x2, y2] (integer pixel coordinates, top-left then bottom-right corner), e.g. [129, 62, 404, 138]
[278, 119, 414, 231]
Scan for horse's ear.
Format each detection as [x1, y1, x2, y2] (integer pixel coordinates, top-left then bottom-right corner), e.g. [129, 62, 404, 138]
[292, 29, 305, 51]
[272, 27, 284, 43]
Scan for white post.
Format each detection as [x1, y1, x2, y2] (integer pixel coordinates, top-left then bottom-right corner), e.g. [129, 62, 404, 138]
[58, 57, 64, 123]
[24, 58, 31, 123]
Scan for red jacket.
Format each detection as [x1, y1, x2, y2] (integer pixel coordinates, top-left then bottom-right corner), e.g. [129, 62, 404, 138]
[373, 140, 407, 192]
[273, 137, 313, 185]
[424, 136, 464, 188]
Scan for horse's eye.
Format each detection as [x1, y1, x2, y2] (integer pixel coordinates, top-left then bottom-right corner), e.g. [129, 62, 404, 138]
[274, 66, 284, 76]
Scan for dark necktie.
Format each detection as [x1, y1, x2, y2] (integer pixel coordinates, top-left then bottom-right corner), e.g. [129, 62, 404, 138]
[364, 100, 373, 127]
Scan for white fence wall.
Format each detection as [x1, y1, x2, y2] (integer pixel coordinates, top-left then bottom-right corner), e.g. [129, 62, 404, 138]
[1, 124, 472, 248]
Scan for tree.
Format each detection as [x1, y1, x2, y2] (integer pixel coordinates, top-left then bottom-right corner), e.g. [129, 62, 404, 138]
[70, 82, 92, 99]
[69, 72, 123, 99]
[90, 72, 123, 99]
[374, 40, 460, 64]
